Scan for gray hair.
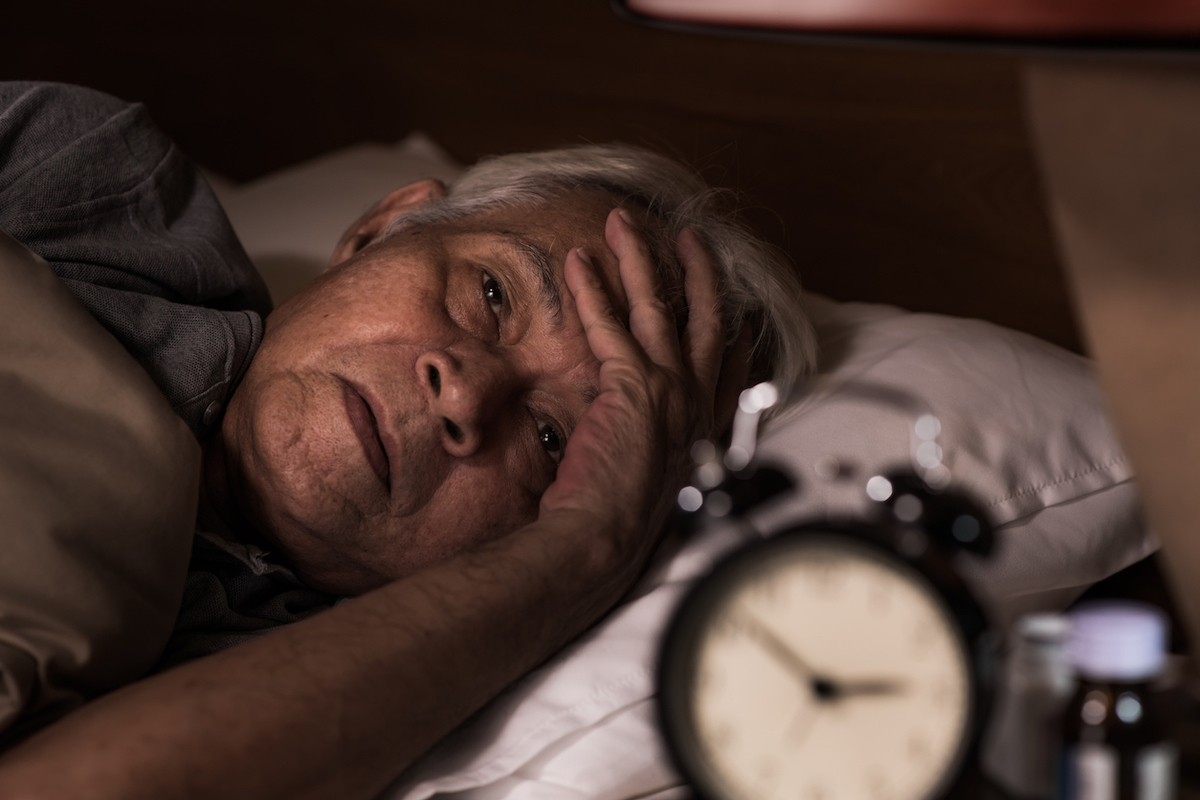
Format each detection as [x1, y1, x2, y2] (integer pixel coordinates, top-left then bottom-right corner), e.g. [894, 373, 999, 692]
[384, 144, 817, 395]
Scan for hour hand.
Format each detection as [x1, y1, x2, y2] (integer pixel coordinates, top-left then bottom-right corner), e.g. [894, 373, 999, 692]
[818, 679, 908, 700]
[734, 614, 907, 702]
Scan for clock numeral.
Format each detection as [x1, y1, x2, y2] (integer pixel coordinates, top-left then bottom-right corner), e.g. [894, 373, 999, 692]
[755, 578, 781, 607]
[907, 733, 931, 762]
[715, 613, 744, 640]
[867, 582, 892, 614]
[930, 679, 954, 708]
[808, 564, 843, 597]
[710, 722, 736, 748]
[867, 770, 891, 800]
[757, 757, 779, 790]
[802, 783, 827, 800]
[910, 623, 935, 655]
[695, 667, 721, 693]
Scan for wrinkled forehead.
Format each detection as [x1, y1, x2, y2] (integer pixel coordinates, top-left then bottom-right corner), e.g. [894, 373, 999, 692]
[447, 188, 622, 240]
[402, 187, 688, 323]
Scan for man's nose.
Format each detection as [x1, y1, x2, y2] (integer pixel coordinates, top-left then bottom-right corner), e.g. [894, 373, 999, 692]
[416, 347, 511, 458]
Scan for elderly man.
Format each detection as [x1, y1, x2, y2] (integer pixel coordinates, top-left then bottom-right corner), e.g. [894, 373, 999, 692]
[0, 82, 812, 798]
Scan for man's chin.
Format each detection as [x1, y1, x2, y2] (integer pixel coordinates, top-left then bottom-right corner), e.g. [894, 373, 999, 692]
[291, 553, 393, 596]
[252, 501, 395, 595]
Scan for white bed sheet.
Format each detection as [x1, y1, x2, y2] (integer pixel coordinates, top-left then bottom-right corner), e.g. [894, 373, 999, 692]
[384, 522, 748, 800]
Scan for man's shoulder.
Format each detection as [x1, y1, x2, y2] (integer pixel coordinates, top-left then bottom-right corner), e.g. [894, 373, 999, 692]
[0, 82, 135, 131]
[0, 82, 165, 204]
[0, 81, 134, 120]
[0, 81, 272, 438]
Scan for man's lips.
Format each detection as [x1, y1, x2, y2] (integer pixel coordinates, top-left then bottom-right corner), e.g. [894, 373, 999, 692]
[341, 380, 391, 488]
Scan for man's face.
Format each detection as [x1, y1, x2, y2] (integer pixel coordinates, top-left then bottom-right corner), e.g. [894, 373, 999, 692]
[217, 188, 633, 595]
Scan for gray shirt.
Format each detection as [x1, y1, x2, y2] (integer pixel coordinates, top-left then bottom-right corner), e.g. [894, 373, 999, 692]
[0, 81, 335, 665]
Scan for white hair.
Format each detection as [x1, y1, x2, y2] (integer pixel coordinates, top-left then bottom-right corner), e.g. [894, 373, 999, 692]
[384, 144, 817, 395]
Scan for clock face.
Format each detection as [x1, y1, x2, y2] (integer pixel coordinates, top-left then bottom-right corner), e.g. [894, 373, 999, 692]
[665, 533, 975, 800]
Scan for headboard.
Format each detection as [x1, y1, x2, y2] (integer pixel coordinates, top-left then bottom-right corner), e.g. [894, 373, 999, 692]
[4, 0, 1080, 351]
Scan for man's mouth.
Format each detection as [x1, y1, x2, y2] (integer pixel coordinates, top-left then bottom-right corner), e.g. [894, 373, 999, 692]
[341, 380, 391, 488]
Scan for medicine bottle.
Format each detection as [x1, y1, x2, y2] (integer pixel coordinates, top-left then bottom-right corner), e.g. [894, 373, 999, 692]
[985, 613, 1075, 798]
[1059, 601, 1175, 800]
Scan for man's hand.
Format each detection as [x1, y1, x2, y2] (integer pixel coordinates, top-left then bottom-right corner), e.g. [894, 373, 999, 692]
[540, 210, 734, 579]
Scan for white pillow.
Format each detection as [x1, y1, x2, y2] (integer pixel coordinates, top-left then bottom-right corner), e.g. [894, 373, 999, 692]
[208, 133, 464, 305]
[751, 294, 1152, 624]
[209, 138, 1149, 800]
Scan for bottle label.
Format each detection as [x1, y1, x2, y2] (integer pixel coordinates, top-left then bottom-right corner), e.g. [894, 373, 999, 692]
[1059, 743, 1177, 800]
[1136, 743, 1176, 800]
[1073, 744, 1117, 800]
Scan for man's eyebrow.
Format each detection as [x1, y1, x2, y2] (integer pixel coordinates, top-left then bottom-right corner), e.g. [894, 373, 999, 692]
[577, 383, 599, 406]
[500, 233, 563, 323]
[495, 233, 599, 407]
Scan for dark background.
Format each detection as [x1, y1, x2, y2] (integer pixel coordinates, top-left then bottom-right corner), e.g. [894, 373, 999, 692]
[3, 0, 1078, 351]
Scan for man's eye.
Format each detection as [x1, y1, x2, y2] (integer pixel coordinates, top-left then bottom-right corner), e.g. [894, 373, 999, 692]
[483, 274, 505, 316]
[537, 420, 564, 464]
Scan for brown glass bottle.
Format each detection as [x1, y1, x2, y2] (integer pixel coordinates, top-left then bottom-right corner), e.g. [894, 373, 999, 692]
[1060, 679, 1173, 800]
[1058, 602, 1175, 800]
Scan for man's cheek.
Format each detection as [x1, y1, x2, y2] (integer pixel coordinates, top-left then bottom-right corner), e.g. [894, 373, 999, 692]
[439, 470, 540, 542]
[248, 378, 388, 529]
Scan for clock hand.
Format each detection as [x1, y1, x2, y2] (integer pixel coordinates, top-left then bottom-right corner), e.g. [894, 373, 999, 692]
[735, 615, 907, 703]
[736, 613, 845, 701]
[736, 612, 820, 682]
[818, 679, 908, 700]
[734, 616, 835, 743]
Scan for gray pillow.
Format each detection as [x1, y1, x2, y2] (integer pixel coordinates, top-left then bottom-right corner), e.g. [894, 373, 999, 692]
[0, 231, 198, 740]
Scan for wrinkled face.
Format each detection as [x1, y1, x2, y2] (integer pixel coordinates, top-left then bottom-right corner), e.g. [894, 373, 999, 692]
[218, 189, 634, 595]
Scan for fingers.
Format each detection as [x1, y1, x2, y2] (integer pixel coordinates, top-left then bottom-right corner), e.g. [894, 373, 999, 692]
[569, 210, 730, 418]
[604, 209, 682, 368]
[713, 323, 754, 436]
[563, 246, 639, 366]
[677, 227, 725, 393]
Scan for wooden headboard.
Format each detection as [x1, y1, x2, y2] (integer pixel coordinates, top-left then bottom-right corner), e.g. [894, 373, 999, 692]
[4, 0, 1080, 351]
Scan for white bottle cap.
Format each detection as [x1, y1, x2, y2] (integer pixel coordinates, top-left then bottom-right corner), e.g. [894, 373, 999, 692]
[1017, 613, 1070, 645]
[1069, 601, 1169, 682]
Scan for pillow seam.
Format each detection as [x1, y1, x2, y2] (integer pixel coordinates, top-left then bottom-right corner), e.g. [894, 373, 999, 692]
[984, 455, 1128, 510]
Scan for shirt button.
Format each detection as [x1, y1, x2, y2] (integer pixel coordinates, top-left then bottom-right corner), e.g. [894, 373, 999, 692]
[202, 401, 222, 427]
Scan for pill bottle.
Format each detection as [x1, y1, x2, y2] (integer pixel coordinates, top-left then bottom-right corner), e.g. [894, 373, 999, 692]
[984, 613, 1075, 798]
[1059, 601, 1175, 800]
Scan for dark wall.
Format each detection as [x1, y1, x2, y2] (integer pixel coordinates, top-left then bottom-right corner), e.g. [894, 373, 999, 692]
[3, 0, 1080, 351]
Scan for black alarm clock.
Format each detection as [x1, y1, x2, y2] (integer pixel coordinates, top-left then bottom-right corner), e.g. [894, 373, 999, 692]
[657, 385, 998, 800]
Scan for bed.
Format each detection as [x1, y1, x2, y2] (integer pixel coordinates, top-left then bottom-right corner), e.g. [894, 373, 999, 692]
[198, 136, 1147, 799]
[0, 2, 1169, 794]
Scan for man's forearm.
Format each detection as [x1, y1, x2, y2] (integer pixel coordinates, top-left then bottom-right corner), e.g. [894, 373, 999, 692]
[0, 510, 630, 800]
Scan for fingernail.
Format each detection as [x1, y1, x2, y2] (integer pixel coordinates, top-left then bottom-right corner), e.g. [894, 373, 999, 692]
[677, 227, 696, 252]
[617, 208, 634, 226]
[575, 246, 592, 265]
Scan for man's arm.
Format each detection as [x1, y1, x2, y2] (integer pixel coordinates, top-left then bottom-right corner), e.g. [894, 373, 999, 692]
[0, 513, 637, 799]
[0, 210, 733, 800]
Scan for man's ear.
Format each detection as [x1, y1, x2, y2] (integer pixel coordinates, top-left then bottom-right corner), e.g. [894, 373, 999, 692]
[328, 178, 448, 268]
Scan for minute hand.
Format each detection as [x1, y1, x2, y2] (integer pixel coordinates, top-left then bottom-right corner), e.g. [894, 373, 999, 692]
[736, 613, 820, 678]
[822, 679, 908, 700]
[737, 615, 906, 701]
